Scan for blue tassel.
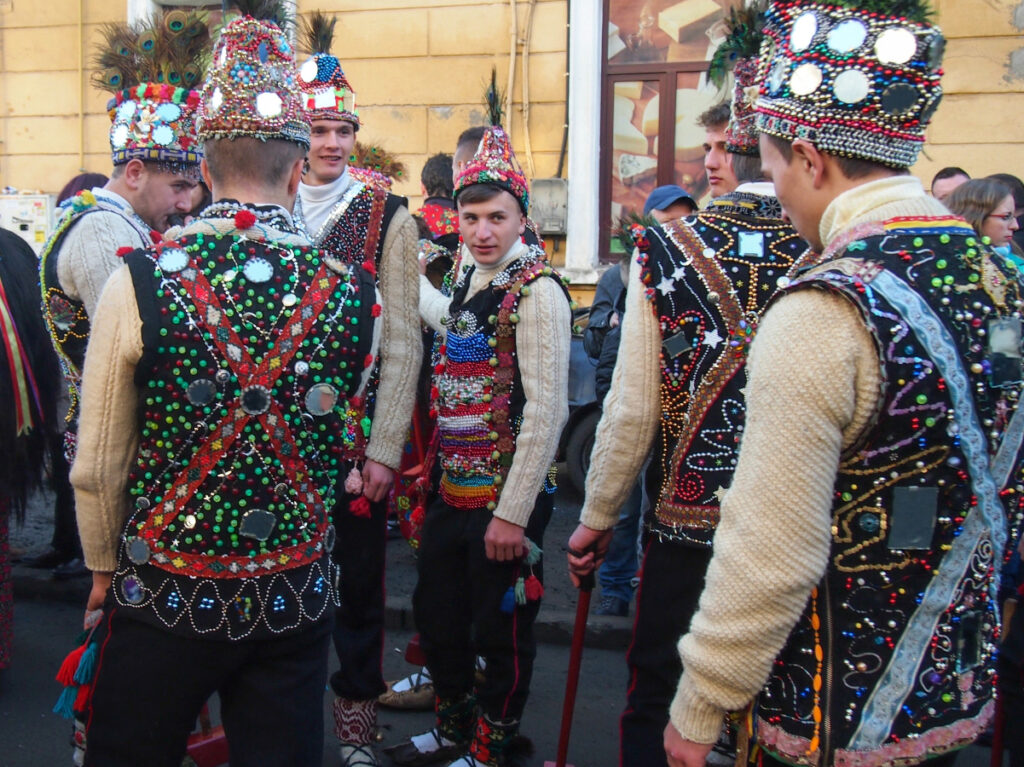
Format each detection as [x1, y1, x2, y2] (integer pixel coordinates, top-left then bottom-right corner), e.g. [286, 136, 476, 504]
[500, 586, 516, 613]
[53, 686, 77, 719]
[73, 641, 98, 685]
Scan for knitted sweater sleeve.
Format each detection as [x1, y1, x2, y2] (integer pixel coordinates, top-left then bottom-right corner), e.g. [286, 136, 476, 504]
[70, 266, 144, 573]
[493, 276, 572, 528]
[365, 205, 422, 470]
[579, 254, 661, 531]
[419, 274, 450, 335]
[668, 288, 882, 743]
[57, 211, 147, 318]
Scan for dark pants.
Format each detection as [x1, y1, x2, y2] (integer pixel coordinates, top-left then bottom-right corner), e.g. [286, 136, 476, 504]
[49, 438, 81, 558]
[413, 492, 553, 722]
[998, 651, 1024, 767]
[330, 493, 388, 701]
[621, 537, 713, 767]
[85, 608, 331, 767]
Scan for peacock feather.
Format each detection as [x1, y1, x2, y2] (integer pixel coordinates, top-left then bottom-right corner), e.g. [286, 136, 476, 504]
[299, 10, 337, 56]
[708, 0, 768, 89]
[830, 0, 934, 24]
[484, 67, 504, 127]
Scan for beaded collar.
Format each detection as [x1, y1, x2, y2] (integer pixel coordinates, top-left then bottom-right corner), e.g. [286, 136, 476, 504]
[197, 200, 296, 233]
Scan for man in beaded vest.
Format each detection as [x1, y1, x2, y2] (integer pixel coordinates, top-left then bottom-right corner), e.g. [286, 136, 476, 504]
[385, 126, 571, 767]
[292, 13, 421, 764]
[40, 14, 207, 466]
[566, 6, 812, 765]
[661, 3, 1024, 767]
[69, 6, 377, 764]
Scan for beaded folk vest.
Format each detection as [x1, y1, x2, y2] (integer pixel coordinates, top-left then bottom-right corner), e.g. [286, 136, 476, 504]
[639, 192, 811, 545]
[114, 207, 377, 640]
[754, 217, 1024, 767]
[435, 249, 568, 511]
[40, 192, 151, 446]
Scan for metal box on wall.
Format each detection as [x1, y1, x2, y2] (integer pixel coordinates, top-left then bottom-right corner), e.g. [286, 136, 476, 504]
[531, 178, 568, 235]
[0, 194, 57, 256]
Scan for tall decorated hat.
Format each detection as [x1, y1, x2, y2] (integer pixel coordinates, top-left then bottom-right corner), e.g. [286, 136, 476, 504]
[93, 11, 210, 177]
[197, 0, 310, 148]
[754, 0, 944, 168]
[297, 11, 359, 125]
[708, 1, 768, 156]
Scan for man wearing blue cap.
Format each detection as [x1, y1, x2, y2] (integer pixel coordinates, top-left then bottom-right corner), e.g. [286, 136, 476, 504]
[566, 11, 811, 762]
[643, 185, 697, 223]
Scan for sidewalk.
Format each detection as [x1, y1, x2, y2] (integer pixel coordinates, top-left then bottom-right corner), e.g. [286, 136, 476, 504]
[9, 470, 634, 650]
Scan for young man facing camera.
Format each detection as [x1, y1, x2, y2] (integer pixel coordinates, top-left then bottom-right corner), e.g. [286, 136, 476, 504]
[387, 127, 571, 767]
[696, 102, 739, 199]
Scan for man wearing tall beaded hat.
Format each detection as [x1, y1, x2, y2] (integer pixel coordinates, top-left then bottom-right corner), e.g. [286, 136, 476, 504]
[290, 12, 421, 766]
[565, 5, 815, 765]
[40, 13, 207, 468]
[659, 2, 1024, 767]
[69, 1, 381, 763]
[384, 126, 571, 767]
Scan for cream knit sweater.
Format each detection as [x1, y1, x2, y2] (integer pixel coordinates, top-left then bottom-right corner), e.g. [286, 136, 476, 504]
[432, 241, 571, 528]
[670, 176, 953, 743]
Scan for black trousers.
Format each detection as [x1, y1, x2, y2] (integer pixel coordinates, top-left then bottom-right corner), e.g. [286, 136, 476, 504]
[329, 493, 388, 701]
[620, 537, 713, 767]
[413, 492, 553, 723]
[85, 608, 331, 767]
[49, 438, 81, 558]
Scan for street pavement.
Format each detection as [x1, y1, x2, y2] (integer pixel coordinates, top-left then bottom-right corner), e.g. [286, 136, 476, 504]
[1, 478, 1006, 766]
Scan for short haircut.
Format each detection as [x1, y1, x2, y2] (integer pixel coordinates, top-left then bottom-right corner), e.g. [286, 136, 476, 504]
[421, 153, 454, 198]
[932, 166, 970, 188]
[456, 126, 486, 154]
[730, 153, 764, 184]
[203, 137, 304, 188]
[988, 172, 1024, 210]
[697, 102, 731, 130]
[457, 182, 515, 209]
[945, 178, 1014, 236]
[762, 133, 907, 181]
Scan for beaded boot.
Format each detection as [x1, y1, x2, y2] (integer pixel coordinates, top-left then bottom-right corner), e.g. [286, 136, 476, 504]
[382, 693, 475, 766]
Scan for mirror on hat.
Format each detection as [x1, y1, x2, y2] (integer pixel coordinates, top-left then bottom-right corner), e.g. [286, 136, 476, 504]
[156, 102, 182, 122]
[790, 63, 823, 96]
[827, 20, 867, 54]
[209, 87, 224, 113]
[875, 27, 917, 65]
[306, 383, 339, 416]
[117, 100, 137, 121]
[111, 123, 130, 148]
[152, 125, 175, 146]
[256, 92, 283, 118]
[833, 69, 870, 104]
[790, 11, 818, 52]
[300, 59, 318, 83]
[768, 58, 789, 95]
[926, 34, 945, 71]
[880, 82, 919, 115]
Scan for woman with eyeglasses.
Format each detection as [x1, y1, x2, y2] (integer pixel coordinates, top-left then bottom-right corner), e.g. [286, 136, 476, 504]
[946, 177, 1021, 261]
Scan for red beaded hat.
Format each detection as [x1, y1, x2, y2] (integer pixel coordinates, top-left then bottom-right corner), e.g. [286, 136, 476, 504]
[297, 12, 360, 126]
[755, 0, 944, 168]
[93, 13, 210, 177]
[454, 127, 530, 215]
[197, 4, 310, 149]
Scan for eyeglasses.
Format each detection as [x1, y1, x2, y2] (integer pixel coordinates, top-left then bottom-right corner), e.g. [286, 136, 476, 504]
[987, 211, 1016, 222]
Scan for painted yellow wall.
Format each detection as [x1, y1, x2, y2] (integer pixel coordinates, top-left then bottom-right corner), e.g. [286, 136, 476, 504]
[1, 0, 1021, 224]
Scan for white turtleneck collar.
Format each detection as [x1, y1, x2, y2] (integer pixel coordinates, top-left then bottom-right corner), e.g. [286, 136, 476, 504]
[297, 168, 355, 239]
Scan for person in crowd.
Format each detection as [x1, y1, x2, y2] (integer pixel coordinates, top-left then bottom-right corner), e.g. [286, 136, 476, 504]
[946, 177, 1020, 257]
[649, 3, 1021, 766]
[930, 165, 970, 201]
[71, 5, 379, 764]
[568, 8, 810, 762]
[292, 13, 420, 766]
[386, 126, 571, 767]
[0, 227, 61, 671]
[644, 185, 697, 224]
[697, 103, 739, 199]
[989, 172, 1024, 255]
[418, 153, 459, 252]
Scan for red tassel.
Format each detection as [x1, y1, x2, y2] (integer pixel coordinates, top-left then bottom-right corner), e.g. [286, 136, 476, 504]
[234, 210, 256, 230]
[364, 354, 375, 369]
[349, 496, 372, 518]
[149, 229, 163, 244]
[410, 505, 425, 526]
[56, 645, 87, 686]
[371, 303, 382, 317]
[73, 682, 93, 713]
[524, 574, 544, 601]
[361, 259, 377, 277]
[116, 246, 133, 257]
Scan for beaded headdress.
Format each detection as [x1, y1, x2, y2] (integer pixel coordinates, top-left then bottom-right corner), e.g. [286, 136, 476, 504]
[197, 0, 310, 149]
[709, 2, 768, 156]
[92, 12, 210, 177]
[454, 127, 530, 215]
[297, 12, 359, 126]
[755, 0, 944, 168]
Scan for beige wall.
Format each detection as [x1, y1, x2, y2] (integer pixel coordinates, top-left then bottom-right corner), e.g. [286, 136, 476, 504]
[1, 0, 1021, 207]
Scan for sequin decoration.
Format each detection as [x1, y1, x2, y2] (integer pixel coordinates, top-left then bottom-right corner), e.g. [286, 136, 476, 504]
[242, 256, 273, 283]
[158, 247, 190, 273]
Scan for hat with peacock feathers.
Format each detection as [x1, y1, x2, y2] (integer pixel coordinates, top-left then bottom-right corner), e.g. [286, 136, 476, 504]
[93, 10, 210, 176]
[708, 1, 768, 156]
[297, 11, 359, 126]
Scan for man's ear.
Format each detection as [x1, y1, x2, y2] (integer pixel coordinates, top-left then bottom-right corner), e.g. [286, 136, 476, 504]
[518, 213, 527, 236]
[200, 158, 214, 195]
[123, 159, 146, 191]
[791, 139, 826, 189]
[286, 155, 305, 196]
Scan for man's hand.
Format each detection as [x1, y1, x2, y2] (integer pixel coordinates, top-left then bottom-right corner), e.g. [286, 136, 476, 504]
[417, 254, 427, 275]
[664, 722, 713, 767]
[566, 524, 614, 588]
[361, 459, 395, 502]
[484, 517, 526, 562]
[85, 571, 113, 629]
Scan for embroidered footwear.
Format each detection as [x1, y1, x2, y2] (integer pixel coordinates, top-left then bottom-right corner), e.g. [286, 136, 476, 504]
[382, 728, 467, 767]
[340, 742, 379, 767]
[466, 715, 533, 767]
[334, 697, 380, 766]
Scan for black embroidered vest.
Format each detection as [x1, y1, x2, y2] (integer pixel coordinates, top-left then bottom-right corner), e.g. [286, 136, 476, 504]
[113, 211, 377, 640]
[435, 250, 569, 510]
[755, 216, 1024, 767]
[639, 192, 810, 545]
